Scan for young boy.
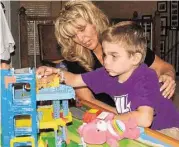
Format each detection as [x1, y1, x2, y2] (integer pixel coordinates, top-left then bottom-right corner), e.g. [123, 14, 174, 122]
[36, 21, 179, 139]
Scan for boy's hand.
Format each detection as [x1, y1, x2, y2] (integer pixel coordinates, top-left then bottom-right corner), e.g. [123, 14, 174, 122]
[36, 66, 57, 78]
[159, 74, 176, 99]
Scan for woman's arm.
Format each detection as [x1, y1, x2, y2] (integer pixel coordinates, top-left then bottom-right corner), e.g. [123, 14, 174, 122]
[150, 55, 176, 99]
[150, 55, 175, 79]
[75, 87, 117, 114]
[115, 106, 154, 128]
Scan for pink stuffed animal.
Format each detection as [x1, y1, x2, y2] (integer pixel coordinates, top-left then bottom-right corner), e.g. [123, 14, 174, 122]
[78, 112, 140, 147]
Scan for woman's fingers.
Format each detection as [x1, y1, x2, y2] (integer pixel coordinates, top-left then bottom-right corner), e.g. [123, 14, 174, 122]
[161, 80, 172, 97]
[167, 88, 175, 99]
[159, 74, 176, 99]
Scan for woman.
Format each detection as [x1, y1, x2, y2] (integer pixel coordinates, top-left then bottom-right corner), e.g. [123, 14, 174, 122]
[37, 1, 176, 113]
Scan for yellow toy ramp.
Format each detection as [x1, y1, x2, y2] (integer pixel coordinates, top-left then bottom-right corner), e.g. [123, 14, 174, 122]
[15, 115, 31, 127]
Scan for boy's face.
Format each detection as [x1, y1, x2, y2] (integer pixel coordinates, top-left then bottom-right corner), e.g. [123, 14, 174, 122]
[102, 41, 134, 77]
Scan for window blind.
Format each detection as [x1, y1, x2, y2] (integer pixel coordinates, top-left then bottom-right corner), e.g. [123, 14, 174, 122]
[20, 1, 52, 55]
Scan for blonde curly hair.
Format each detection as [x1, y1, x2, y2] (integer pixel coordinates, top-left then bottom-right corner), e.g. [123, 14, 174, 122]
[55, 1, 109, 71]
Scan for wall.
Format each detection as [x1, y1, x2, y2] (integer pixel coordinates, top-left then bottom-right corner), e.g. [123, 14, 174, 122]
[51, 1, 64, 17]
[49, 1, 157, 19]
[94, 1, 157, 19]
[19, 1, 63, 17]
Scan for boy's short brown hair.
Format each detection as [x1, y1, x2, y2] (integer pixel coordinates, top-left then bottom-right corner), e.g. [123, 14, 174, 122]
[102, 21, 147, 64]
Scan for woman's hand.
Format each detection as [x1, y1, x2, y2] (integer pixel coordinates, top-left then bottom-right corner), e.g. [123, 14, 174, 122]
[149, 55, 176, 99]
[36, 66, 57, 77]
[159, 74, 176, 99]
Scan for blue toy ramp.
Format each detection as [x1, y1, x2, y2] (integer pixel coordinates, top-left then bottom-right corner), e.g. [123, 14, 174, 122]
[37, 84, 75, 101]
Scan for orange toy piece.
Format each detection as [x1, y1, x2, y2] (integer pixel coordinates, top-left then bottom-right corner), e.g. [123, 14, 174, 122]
[36, 74, 60, 92]
[25, 74, 60, 92]
[83, 109, 102, 123]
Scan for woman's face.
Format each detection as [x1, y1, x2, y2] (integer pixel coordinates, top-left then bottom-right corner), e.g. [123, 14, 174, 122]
[72, 18, 99, 50]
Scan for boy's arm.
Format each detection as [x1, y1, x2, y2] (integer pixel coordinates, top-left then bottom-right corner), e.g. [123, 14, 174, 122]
[63, 70, 86, 87]
[59, 69, 116, 113]
[37, 66, 107, 94]
[53, 68, 86, 87]
[115, 106, 154, 128]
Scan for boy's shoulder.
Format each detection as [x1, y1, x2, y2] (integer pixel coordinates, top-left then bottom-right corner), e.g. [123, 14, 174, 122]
[133, 64, 158, 82]
[130, 64, 160, 93]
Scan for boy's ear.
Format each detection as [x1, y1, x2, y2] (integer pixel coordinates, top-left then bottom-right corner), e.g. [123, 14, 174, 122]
[132, 53, 142, 65]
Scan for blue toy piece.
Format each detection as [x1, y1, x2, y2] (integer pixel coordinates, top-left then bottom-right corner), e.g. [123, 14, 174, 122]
[62, 100, 69, 117]
[37, 85, 75, 147]
[1, 68, 75, 147]
[53, 100, 61, 119]
[1, 68, 38, 147]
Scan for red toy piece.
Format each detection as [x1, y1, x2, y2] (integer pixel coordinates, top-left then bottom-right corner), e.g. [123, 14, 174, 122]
[83, 109, 102, 123]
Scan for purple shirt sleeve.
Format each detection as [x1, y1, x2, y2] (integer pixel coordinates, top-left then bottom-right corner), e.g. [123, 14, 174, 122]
[133, 71, 160, 110]
[81, 67, 108, 94]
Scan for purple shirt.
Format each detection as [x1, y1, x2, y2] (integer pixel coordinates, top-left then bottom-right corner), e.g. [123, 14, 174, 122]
[82, 64, 179, 130]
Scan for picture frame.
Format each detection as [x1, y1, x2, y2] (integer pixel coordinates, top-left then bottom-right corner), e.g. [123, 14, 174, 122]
[160, 40, 165, 51]
[145, 31, 151, 41]
[157, 1, 167, 13]
[170, 1, 179, 29]
[160, 16, 167, 36]
[142, 15, 152, 32]
[160, 40, 166, 58]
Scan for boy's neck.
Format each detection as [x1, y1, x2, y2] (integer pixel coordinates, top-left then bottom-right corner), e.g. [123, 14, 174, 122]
[118, 65, 138, 83]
